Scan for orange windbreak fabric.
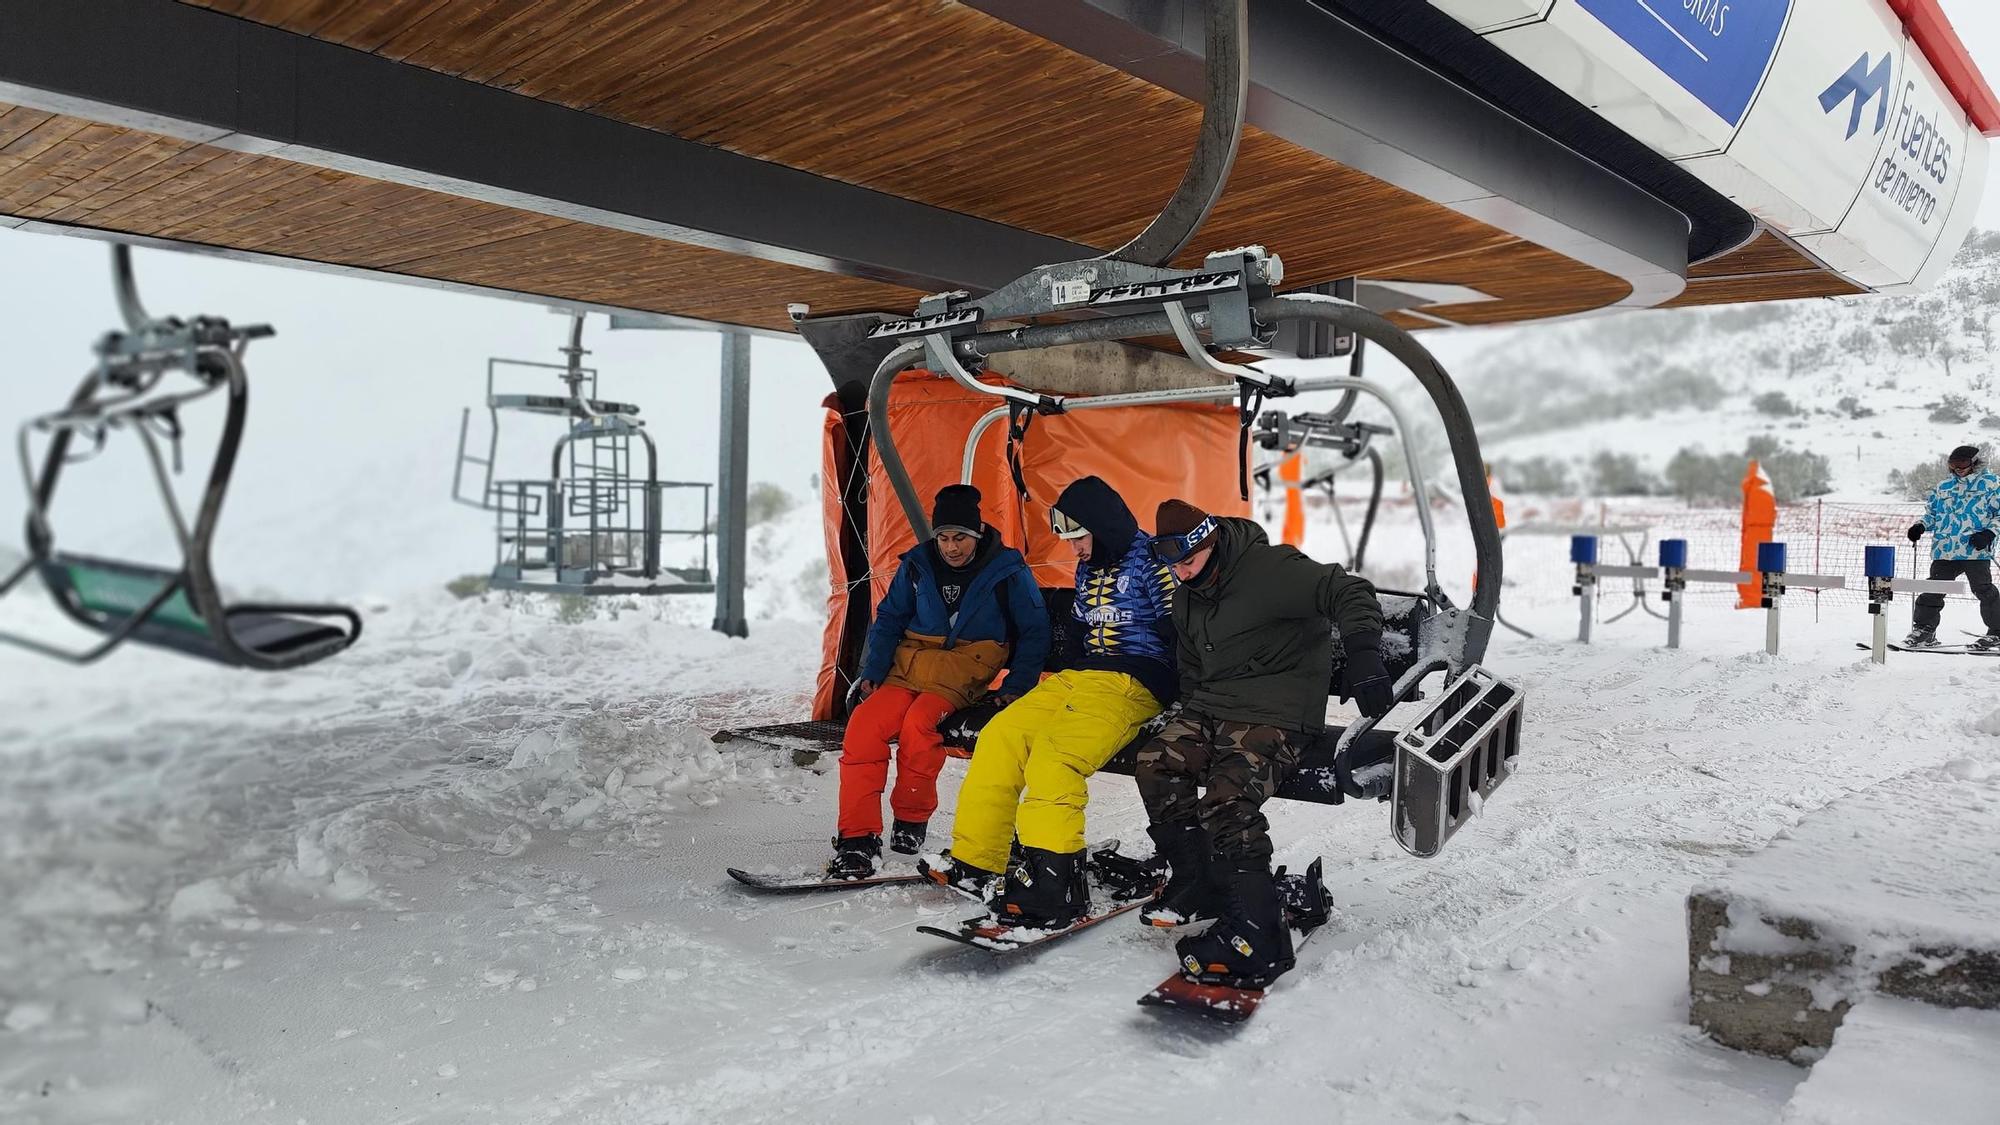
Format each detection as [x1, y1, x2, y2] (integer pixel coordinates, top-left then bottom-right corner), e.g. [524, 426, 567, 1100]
[862, 371, 1025, 611]
[814, 397, 857, 720]
[1011, 400, 1250, 589]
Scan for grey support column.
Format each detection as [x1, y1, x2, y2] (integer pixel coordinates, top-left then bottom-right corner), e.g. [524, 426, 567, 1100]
[712, 331, 751, 638]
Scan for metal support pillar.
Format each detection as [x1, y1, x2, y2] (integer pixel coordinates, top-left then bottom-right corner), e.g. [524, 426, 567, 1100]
[712, 331, 751, 638]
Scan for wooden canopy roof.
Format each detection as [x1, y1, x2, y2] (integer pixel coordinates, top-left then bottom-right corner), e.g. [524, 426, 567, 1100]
[0, 0, 1863, 338]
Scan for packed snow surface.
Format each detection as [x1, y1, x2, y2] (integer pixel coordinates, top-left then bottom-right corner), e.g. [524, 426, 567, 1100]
[1777, 996, 2000, 1125]
[7, 537, 2000, 1123]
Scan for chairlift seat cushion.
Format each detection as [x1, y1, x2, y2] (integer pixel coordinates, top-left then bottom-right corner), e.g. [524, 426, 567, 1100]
[42, 553, 348, 664]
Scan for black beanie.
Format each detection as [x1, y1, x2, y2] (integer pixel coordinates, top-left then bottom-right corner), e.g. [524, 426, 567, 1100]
[931, 484, 984, 537]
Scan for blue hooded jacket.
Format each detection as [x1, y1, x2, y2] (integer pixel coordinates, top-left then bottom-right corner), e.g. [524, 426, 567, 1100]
[1052, 476, 1178, 706]
[1925, 469, 2000, 560]
[859, 530, 1050, 701]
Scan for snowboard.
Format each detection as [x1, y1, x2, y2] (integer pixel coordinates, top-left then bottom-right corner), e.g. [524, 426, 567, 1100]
[1136, 859, 1332, 1025]
[1855, 642, 2000, 657]
[915, 843, 1164, 952]
[726, 867, 928, 894]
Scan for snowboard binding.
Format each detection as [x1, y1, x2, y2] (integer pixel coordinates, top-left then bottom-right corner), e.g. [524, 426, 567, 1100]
[1276, 857, 1331, 931]
[1089, 842, 1169, 902]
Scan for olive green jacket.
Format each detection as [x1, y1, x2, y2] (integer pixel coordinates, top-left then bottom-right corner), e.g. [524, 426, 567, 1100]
[1172, 518, 1383, 733]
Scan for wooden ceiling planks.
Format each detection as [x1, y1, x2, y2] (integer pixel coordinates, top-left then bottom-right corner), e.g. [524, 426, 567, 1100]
[1690, 230, 1826, 278]
[0, 103, 923, 332]
[1370, 239, 1634, 327]
[1664, 272, 1864, 308]
[178, 0, 1601, 310]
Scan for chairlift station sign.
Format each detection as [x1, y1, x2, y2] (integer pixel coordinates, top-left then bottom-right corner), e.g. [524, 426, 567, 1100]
[1574, 0, 1791, 127]
[1434, 0, 1989, 293]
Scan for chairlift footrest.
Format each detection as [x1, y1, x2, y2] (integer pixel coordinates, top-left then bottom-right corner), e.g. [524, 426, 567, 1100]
[1391, 665, 1523, 858]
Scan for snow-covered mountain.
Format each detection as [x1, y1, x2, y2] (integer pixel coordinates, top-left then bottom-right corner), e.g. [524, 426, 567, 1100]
[1454, 232, 2000, 501]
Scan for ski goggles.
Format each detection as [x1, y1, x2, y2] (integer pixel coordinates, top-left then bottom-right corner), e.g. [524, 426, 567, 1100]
[1049, 506, 1089, 540]
[1950, 456, 1983, 475]
[1148, 516, 1218, 565]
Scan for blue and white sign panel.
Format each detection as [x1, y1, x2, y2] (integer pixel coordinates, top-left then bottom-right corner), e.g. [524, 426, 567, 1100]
[1575, 0, 1792, 126]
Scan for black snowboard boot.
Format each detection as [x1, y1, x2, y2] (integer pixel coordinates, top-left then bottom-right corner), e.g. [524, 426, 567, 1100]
[917, 851, 999, 902]
[1173, 861, 1295, 989]
[1974, 632, 2000, 651]
[1905, 626, 1941, 648]
[889, 818, 928, 856]
[994, 846, 1090, 929]
[1139, 821, 1222, 928]
[824, 833, 881, 880]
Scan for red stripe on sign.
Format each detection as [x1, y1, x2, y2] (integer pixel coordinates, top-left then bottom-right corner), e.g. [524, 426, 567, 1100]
[1887, 0, 2000, 137]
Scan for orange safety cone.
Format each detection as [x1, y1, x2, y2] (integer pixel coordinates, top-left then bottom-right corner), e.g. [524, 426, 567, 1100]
[1736, 460, 1776, 610]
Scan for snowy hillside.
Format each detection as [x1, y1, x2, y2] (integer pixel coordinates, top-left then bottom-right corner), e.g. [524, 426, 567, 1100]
[1456, 232, 2000, 501]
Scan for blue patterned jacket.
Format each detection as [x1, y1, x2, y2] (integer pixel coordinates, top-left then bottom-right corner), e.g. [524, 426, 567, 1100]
[1052, 476, 1179, 706]
[1924, 470, 2000, 560]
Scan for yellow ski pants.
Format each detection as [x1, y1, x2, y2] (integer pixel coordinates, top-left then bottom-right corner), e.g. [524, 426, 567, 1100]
[949, 669, 1161, 874]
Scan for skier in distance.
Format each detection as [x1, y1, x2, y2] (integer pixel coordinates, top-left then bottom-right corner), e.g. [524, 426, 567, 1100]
[1905, 444, 2000, 649]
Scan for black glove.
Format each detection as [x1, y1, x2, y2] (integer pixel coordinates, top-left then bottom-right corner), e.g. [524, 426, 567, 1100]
[1974, 529, 1997, 551]
[1908, 522, 1926, 543]
[1340, 632, 1395, 720]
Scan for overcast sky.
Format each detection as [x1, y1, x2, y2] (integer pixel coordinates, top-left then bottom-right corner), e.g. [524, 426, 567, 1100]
[0, 5, 1994, 596]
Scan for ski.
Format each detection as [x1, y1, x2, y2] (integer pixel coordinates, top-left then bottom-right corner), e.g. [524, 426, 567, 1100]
[725, 867, 928, 894]
[1137, 859, 1332, 1025]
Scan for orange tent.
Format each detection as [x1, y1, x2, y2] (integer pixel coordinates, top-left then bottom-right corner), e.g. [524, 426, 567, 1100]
[1736, 459, 1776, 609]
[815, 369, 1249, 719]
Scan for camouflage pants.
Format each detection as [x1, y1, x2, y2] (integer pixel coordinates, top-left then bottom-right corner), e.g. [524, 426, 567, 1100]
[1133, 711, 1303, 865]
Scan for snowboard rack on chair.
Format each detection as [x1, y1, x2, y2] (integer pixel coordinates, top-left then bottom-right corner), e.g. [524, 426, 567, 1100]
[0, 244, 361, 669]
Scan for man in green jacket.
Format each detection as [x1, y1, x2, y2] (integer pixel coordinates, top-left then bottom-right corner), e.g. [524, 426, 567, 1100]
[1135, 499, 1392, 988]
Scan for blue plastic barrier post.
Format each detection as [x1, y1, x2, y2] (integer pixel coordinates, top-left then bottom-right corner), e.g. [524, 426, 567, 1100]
[1571, 535, 1599, 644]
[1864, 544, 1898, 664]
[1756, 541, 1787, 655]
[1659, 538, 1688, 649]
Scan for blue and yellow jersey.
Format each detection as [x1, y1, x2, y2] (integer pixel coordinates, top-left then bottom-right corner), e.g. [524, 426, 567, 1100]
[1069, 536, 1179, 704]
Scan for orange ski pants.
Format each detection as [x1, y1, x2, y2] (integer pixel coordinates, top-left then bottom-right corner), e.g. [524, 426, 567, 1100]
[837, 685, 957, 837]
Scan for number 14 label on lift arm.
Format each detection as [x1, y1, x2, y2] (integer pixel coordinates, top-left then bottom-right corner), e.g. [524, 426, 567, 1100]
[1049, 278, 1091, 306]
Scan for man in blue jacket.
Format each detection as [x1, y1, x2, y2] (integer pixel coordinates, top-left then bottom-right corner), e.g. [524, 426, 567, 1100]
[830, 484, 1049, 878]
[1907, 444, 2000, 648]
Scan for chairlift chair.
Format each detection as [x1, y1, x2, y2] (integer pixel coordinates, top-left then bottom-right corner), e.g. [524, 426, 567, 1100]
[729, 0, 1524, 858]
[450, 314, 716, 597]
[0, 245, 361, 669]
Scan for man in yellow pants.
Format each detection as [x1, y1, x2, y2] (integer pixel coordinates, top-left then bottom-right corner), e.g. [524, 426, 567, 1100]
[920, 476, 1177, 928]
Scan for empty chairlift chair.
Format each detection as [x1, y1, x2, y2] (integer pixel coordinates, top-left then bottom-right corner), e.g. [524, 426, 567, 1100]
[0, 245, 361, 669]
[451, 314, 715, 597]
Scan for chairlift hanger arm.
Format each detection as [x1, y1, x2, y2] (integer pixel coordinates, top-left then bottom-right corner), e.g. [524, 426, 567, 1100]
[1104, 0, 1247, 267]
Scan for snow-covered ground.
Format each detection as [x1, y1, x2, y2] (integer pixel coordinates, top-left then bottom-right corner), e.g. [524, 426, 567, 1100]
[7, 503, 2000, 1124]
